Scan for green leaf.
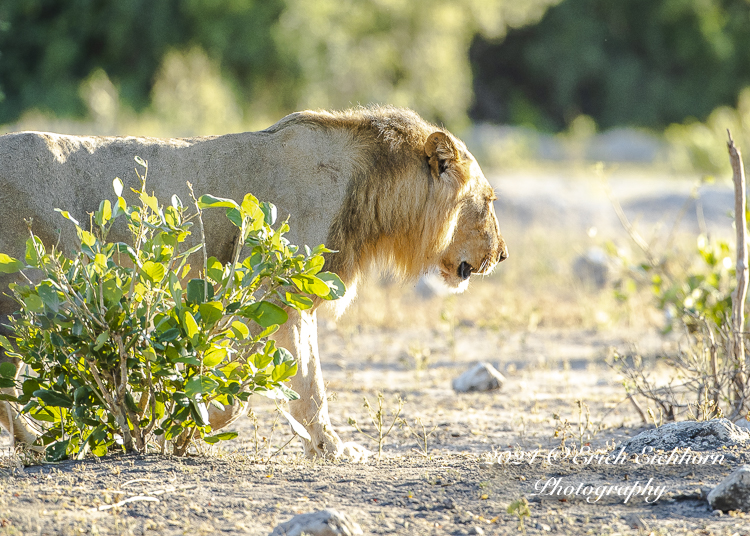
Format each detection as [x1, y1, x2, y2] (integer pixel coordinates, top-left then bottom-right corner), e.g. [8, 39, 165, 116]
[0, 378, 14, 389]
[134, 155, 147, 168]
[112, 196, 127, 219]
[22, 379, 40, 399]
[0, 253, 24, 274]
[317, 272, 346, 300]
[113, 177, 124, 197]
[173, 355, 200, 367]
[157, 327, 181, 342]
[206, 257, 224, 283]
[240, 301, 288, 328]
[37, 284, 60, 312]
[95, 199, 112, 227]
[187, 279, 207, 305]
[50, 333, 65, 347]
[226, 207, 243, 228]
[139, 191, 159, 214]
[185, 375, 219, 398]
[203, 345, 227, 367]
[284, 292, 314, 310]
[291, 274, 330, 297]
[93, 331, 110, 351]
[165, 424, 185, 440]
[24, 293, 44, 313]
[55, 208, 80, 226]
[34, 389, 73, 408]
[271, 360, 297, 383]
[141, 261, 165, 283]
[241, 193, 265, 231]
[46, 439, 70, 462]
[252, 351, 274, 370]
[273, 346, 294, 366]
[0, 335, 13, 351]
[25, 236, 45, 267]
[77, 228, 97, 247]
[173, 392, 190, 407]
[197, 195, 238, 210]
[102, 278, 124, 305]
[198, 301, 223, 327]
[229, 320, 250, 339]
[191, 400, 209, 426]
[203, 431, 238, 444]
[257, 324, 279, 339]
[305, 255, 325, 275]
[182, 311, 199, 341]
[260, 201, 277, 225]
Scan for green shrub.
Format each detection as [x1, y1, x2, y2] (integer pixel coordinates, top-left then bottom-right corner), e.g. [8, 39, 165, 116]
[0, 159, 343, 460]
[640, 234, 734, 333]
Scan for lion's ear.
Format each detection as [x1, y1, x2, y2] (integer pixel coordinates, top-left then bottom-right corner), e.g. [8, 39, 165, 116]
[425, 131, 459, 181]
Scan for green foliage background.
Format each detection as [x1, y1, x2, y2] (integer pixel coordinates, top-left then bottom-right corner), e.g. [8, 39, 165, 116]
[0, 0, 557, 131]
[1, 0, 749, 136]
[470, 0, 750, 131]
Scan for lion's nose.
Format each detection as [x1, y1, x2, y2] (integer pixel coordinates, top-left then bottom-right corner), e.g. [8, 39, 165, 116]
[457, 261, 472, 280]
[497, 241, 508, 263]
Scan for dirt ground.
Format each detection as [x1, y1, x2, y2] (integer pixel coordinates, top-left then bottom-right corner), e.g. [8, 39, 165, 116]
[2, 168, 749, 536]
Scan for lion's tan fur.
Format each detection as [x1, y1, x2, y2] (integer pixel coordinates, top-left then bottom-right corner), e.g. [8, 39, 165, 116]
[0, 106, 506, 456]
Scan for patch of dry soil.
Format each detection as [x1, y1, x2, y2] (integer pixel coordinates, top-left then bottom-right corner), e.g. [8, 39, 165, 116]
[2, 327, 748, 536]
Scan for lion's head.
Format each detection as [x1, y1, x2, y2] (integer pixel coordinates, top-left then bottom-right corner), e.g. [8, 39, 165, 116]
[422, 131, 507, 291]
[319, 106, 507, 305]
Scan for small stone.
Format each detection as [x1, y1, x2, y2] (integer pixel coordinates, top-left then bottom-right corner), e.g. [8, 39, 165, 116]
[452, 362, 505, 393]
[443, 498, 457, 510]
[712, 509, 723, 516]
[707, 464, 750, 512]
[572, 247, 614, 288]
[468, 527, 485, 535]
[270, 509, 363, 536]
[622, 513, 649, 531]
[538, 523, 552, 532]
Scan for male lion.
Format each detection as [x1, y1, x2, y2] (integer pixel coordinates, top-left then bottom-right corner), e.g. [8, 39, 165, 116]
[0, 106, 507, 459]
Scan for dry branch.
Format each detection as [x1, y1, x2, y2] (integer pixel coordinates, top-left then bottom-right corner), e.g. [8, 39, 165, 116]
[728, 129, 749, 415]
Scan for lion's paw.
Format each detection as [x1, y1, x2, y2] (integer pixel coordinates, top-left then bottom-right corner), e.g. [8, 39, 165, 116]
[303, 425, 370, 462]
[340, 441, 371, 463]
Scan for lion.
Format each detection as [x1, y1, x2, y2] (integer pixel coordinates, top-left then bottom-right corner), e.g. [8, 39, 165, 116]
[0, 106, 507, 459]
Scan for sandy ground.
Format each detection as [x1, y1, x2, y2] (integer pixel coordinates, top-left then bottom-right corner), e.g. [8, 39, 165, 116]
[2, 168, 749, 535]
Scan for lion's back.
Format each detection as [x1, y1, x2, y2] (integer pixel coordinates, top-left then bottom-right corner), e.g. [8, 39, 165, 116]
[0, 122, 359, 261]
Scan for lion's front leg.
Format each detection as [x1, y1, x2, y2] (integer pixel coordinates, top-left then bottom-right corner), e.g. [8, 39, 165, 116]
[274, 309, 369, 461]
[0, 339, 41, 449]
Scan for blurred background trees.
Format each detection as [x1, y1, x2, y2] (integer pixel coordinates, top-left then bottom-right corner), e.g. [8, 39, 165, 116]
[470, 0, 750, 131]
[1, 0, 749, 159]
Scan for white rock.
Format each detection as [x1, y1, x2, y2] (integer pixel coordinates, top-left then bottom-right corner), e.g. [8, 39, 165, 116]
[452, 362, 505, 393]
[270, 509, 363, 536]
[707, 465, 750, 512]
[572, 247, 613, 288]
[622, 418, 750, 453]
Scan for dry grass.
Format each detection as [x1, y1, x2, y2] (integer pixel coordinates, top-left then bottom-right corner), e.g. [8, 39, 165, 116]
[326, 223, 661, 336]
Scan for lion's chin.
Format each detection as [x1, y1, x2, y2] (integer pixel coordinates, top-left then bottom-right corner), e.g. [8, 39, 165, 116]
[437, 269, 471, 294]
